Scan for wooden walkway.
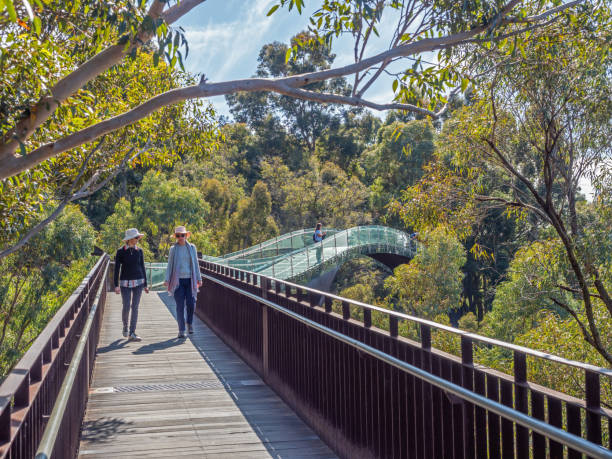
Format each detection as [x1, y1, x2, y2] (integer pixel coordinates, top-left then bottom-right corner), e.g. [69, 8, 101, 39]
[78, 292, 336, 458]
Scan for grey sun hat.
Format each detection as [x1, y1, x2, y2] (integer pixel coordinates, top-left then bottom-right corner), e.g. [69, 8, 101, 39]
[122, 228, 144, 241]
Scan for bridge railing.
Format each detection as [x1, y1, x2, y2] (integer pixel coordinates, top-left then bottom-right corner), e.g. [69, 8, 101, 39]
[198, 260, 612, 459]
[0, 254, 109, 459]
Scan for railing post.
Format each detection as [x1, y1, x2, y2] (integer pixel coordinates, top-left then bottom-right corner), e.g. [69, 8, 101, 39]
[261, 277, 269, 380]
[461, 336, 475, 459]
[363, 307, 372, 328]
[324, 296, 332, 313]
[513, 351, 529, 457]
[389, 316, 398, 337]
[342, 301, 350, 320]
[585, 370, 602, 446]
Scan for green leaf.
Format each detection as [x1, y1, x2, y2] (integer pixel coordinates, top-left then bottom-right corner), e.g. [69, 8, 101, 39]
[392, 79, 398, 93]
[266, 4, 279, 16]
[284, 47, 292, 63]
[19, 142, 27, 156]
[32, 15, 41, 35]
[461, 78, 469, 92]
[4, 0, 17, 22]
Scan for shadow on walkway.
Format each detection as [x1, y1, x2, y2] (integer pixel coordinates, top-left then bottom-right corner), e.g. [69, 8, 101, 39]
[132, 337, 184, 355]
[81, 417, 135, 443]
[157, 292, 334, 459]
[96, 339, 129, 354]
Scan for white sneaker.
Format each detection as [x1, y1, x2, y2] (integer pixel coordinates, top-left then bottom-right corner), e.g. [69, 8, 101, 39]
[129, 332, 142, 342]
[178, 331, 187, 338]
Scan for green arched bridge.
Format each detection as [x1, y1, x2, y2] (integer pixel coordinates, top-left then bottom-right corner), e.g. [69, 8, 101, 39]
[147, 225, 417, 290]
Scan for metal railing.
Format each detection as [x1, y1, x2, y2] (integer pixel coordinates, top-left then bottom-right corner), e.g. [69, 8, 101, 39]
[0, 254, 109, 458]
[198, 260, 612, 459]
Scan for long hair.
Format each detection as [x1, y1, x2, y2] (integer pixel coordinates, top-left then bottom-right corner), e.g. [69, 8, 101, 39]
[315, 222, 322, 230]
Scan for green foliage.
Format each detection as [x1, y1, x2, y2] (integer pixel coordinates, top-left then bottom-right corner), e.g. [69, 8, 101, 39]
[133, 171, 209, 258]
[222, 182, 279, 252]
[261, 156, 371, 231]
[360, 120, 434, 219]
[1, 29, 219, 255]
[0, 204, 95, 377]
[479, 239, 573, 343]
[385, 226, 465, 319]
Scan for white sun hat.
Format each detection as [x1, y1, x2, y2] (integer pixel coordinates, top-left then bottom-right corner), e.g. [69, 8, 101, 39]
[174, 225, 191, 236]
[122, 228, 144, 241]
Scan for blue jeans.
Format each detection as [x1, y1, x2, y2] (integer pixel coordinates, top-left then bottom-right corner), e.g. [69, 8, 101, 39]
[120, 285, 143, 334]
[173, 278, 194, 333]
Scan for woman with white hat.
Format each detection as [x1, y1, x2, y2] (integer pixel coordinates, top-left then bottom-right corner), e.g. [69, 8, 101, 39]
[164, 226, 202, 338]
[114, 228, 149, 341]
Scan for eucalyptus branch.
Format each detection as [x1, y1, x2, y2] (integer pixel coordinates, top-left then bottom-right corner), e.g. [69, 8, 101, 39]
[556, 283, 603, 300]
[0, 0, 206, 159]
[0, 0, 586, 181]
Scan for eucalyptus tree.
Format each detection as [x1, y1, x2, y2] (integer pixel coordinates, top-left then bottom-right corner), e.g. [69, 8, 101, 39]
[227, 32, 355, 160]
[409, 11, 612, 363]
[0, 0, 586, 182]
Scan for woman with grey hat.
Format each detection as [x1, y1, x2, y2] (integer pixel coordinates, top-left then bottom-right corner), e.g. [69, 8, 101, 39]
[164, 225, 202, 338]
[114, 228, 149, 341]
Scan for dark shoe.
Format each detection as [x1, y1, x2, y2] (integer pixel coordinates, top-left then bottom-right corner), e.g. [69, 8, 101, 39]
[129, 332, 142, 342]
[178, 331, 187, 339]
[122, 326, 128, 338]
[187, 324, 193, 334]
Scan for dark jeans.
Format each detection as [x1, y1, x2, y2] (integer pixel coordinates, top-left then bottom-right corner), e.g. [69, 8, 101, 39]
[173, 278, 194, 333]
[120, 285, 143, 334]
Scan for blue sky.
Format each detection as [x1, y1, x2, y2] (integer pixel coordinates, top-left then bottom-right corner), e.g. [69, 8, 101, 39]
[175, 0, 397, 118]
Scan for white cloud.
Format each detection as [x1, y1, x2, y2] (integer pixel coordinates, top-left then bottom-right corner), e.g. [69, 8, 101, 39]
[182, 0, 277, 81]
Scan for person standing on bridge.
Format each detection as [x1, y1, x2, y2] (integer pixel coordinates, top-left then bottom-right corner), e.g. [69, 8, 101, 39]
[114, 228, 148, 342]
[164, 226, 202, 339]
[313, 222, 326, 264]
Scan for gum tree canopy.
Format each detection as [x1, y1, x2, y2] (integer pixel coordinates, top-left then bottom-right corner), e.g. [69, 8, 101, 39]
[0, 0, 589, 181]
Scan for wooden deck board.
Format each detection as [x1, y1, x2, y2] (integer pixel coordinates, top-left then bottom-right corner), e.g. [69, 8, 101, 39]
[78, 292, 336, 458]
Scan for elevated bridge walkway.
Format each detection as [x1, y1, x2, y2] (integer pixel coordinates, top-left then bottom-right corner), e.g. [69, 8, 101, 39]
[0, 254, 610, 459]
[146, 226, 417, 291]
[79, 292, 335, 458]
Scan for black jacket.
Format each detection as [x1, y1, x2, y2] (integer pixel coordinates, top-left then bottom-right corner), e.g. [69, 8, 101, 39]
[114, 246, 147, 288]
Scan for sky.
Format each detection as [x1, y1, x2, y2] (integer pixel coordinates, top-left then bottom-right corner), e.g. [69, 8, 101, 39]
[174, 0, 398, 119]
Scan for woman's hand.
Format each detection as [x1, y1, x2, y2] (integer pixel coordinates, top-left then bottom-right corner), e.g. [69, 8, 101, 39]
[144, 287, 149, 294]
[197, 281, 202, 288]
[114, 287, 120, 294]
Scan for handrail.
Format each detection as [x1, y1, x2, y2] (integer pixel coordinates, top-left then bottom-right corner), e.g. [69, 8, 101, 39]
[34, 261, 108, 459]
[202, 272, 612, 459]
[219, 228, 329, 260]
[202, 261, 612, 378]
[0, 255, 106, 415]
[0, 254, 109, 458]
